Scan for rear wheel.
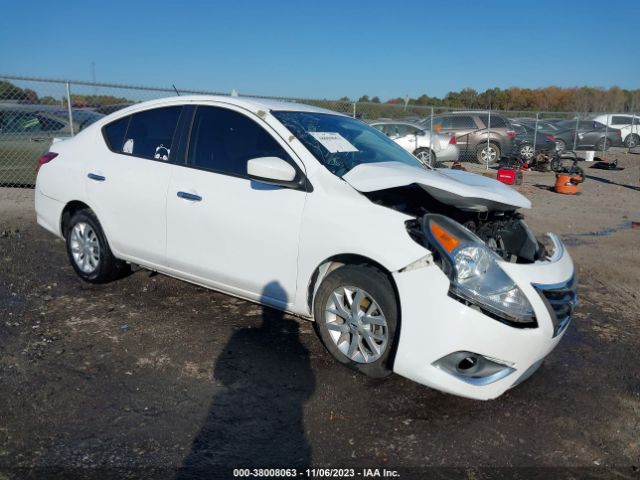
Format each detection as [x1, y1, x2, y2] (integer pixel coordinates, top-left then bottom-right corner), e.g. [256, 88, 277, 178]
[518, 144, 535, 161]
[313, 264, 398, 378]
[595, 137, 610, 151]
[65, 209, 128, 283]
[624, 133, 639, 148]
[476, 143, 501, 164]
[555, 139, 566, 151]
[413, 147, 435, 167]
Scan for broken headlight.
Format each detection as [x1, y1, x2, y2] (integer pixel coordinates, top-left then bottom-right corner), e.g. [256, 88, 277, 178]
[423, 214, 535, 326]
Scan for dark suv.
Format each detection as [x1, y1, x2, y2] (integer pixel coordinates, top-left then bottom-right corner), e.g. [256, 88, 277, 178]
[420, 111, 515, 164]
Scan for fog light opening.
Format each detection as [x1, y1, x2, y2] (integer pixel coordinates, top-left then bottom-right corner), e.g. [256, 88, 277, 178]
[433, 351, 516, 386]
[457, 356, 478, 372]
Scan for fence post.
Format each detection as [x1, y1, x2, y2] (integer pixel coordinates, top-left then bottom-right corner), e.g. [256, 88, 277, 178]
[429, 106, 434, 167]
[66, 82, 74, 136]
[572, 114, 579, 151]
[486, 108, 491, 170]
[532, 112, 539, 162]
[352, 102, 356, 119]
[603, 114, 609, 161]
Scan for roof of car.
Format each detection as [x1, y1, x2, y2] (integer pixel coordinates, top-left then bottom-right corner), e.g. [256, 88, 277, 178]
[109, 95, 345, 118]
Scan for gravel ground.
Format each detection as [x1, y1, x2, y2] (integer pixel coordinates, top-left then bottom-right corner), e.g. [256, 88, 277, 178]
[0, 149, 639, 479]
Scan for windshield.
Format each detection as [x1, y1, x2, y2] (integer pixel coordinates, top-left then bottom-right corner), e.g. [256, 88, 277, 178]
[272, 111, 425, 176]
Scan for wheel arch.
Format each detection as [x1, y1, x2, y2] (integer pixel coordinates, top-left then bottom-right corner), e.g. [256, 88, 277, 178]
[306, 253, 401, 323]
[60, 200, 92, 237]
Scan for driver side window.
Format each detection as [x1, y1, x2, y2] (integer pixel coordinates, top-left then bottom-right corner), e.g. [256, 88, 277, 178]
[187, 106, 290, 177]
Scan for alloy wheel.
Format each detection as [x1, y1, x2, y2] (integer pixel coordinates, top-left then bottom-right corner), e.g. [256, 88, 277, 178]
[324, 286, 388, 364]
[69, 222, 101, 273]
[520, 145, 534, 160]
[480, 146, 498, 163]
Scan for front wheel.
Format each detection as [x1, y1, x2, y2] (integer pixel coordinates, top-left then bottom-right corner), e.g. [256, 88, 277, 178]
[313, 265, 398, 378]
[65, 209, 128, 283]
[624, 134, 639, 148]
[476, 143, 500, 164]
[413, 147, 435, 167]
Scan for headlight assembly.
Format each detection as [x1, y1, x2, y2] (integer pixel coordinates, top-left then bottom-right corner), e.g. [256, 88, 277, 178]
[422, 214, 536, 326]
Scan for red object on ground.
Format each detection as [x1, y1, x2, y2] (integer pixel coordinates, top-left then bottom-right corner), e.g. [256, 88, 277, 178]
[497, 167, 523, 185]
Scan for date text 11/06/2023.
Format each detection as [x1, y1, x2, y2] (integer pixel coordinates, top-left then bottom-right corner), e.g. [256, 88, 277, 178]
[233, 468, 401, 478]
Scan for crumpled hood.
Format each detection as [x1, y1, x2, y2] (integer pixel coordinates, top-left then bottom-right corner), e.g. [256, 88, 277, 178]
[342, 162, 531, 212]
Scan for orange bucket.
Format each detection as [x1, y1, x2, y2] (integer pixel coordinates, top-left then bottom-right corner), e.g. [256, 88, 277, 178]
[554, 173, 582, 195]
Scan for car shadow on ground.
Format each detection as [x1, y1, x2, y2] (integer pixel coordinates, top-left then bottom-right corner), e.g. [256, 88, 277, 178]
[175, 281, 315, 478]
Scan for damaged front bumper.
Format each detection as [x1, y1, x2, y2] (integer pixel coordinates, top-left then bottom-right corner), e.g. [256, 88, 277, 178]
[391, 234, 575, 400]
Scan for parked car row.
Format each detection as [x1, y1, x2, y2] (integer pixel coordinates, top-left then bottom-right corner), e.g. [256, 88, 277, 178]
[374, 111, 632, 166]
[513, 118, 623, 152]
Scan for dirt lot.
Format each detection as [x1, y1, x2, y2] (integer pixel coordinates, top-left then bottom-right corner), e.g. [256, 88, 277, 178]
[1, 150, 639, 479]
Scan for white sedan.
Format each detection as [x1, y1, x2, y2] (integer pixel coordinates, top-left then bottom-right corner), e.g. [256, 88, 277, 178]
[35, 96, 576, 400]
[370, 120, 459, 166]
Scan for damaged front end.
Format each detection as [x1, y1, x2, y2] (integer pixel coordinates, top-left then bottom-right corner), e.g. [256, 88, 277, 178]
[345, 164, 577, 398]
[362, 182, 566, 329]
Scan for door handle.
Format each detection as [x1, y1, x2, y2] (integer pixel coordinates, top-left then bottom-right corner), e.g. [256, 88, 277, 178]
[177, 191, 202, 202]
[87, 173, 106, 181]
[31, 137, 47, 143]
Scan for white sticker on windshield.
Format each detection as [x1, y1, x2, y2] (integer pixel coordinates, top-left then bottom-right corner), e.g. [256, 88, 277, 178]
[309, 132, 359, 153]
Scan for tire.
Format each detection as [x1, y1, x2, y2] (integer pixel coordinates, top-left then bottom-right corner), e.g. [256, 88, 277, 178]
[624, 134, 640, 148]
[313, 264, 398, 378]
[65, 209, 128, 283]
[476, 143, 500, 164]
[413, 147, 435, 167]
[518, 143, 535, 161]
[555, 139, 566, 151]
[595, 137, 610, 151]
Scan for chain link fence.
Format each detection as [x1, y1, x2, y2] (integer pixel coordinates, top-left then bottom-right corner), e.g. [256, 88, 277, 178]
[1, 75, 638, 186]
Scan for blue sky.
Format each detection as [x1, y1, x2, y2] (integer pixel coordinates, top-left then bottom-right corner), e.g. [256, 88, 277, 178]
[1, 0, 638, 100]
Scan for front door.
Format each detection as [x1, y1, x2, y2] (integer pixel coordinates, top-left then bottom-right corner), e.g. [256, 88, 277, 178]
[165, 104, 307, 309]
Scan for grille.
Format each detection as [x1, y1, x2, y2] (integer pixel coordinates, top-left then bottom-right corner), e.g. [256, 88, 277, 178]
[533, 275, 577, 337]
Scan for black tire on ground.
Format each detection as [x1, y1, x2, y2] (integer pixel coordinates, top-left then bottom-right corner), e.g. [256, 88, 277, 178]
[555, 139, 566, 151]
[413, 147, 435, 167]
[64, 209, 128, 283]
[624, 134, 640, 148]
[476, 142, 501, 164]
[595, 137, 610, 151]
[313, 264, 399, 379]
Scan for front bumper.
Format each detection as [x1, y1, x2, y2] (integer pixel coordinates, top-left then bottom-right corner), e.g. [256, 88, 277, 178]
[392, 235, 575, 400]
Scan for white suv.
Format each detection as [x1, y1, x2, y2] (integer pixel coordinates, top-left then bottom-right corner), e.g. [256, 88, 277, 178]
[34, 96, 576, 400]
[592, 114, 640, 147]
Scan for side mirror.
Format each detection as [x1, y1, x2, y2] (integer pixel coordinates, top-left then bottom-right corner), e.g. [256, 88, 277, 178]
[247, 156, 297, 187]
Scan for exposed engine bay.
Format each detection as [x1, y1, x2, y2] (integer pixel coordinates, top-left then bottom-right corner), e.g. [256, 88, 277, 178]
[363, 184, 547, 263]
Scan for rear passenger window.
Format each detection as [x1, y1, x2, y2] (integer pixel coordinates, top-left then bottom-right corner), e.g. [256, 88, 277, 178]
[187, 106, 289, 177]
[451, 116, 477, 129]
[103, 116, 129, 151]
[611, 116, 630, 125]
[478, 115, 507, 128]
[121, 107, 181, 160]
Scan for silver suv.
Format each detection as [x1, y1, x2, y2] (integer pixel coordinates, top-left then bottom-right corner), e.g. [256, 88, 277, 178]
[420, 111, 515, 164]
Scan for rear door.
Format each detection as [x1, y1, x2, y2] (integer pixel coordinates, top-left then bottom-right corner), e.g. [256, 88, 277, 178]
[165, 104, 307, 308]
[85, 105, 184, 266]
[449, 115, 478, 154]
